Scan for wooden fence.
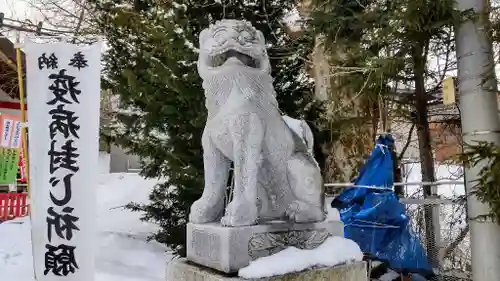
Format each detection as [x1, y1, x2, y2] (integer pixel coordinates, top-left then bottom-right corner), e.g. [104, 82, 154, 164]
[0, 193, 29, 221]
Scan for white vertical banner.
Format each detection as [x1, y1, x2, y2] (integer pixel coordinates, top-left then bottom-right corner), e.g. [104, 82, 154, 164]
[25, 39, 102, 281]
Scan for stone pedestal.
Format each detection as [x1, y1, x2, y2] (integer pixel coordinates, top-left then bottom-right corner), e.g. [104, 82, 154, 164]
[186, 220, 344, 273]
[167, 258, 367, 281]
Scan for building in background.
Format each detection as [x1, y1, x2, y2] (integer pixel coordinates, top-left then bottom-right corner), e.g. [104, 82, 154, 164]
[428, 104, 462, 163]
[0, 33, 24, 117]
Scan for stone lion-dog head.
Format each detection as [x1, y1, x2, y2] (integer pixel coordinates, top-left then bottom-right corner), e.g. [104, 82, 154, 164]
[197, 20, 278, 117]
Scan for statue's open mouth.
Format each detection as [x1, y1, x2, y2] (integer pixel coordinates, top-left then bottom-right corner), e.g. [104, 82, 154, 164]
[209, 50, 258, 68]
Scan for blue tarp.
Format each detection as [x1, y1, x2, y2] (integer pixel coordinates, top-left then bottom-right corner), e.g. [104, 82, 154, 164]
[331, 134, 434, 277]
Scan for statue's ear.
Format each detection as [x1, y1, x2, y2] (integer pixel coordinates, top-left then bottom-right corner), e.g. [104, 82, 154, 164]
[199, 28, 210, 48]
[256, 30, 271, 74]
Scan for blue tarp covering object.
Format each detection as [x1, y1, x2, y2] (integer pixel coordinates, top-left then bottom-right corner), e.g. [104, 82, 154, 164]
[331, 134, 434, 277]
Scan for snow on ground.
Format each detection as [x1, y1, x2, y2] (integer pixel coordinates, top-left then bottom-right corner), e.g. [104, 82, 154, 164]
[403, 163, 470, 270]
[403, 163, 464, 198]
[403, 163, 467, 229]
[1, 164, 463, 280]
[0, 173, 171, 281]
[378, 269, 401, 281]
[238, 236, 363, 279]
[325, 202, 341, 221]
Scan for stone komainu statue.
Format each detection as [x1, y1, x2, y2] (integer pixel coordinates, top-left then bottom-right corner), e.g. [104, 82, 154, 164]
[189, 19, 325, 227]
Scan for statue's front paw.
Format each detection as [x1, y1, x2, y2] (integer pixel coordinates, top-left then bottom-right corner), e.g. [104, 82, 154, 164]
[189, 198, 223, 224]
[286, 200, 325, 223]
[220, 200, 258, 227]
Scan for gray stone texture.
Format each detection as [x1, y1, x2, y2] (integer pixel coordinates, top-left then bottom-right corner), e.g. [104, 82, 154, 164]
[167, 258, 367, 281]
[186, 19, 350, 279]
[186, 221, 344, 273]
[190, 19, 325, 227]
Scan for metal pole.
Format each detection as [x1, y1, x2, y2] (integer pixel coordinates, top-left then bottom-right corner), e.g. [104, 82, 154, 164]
[16, 46, 30, 197]
[454, 1, 500, 280]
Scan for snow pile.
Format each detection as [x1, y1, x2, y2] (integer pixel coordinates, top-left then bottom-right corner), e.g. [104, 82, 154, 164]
[403, 163, 464, 198]
[0, 217, 34, 281]
[378, 269, 400, 281]
[282, 115, 304, 138]
[238, 236, 363, 279]
[282, 115, 316, 158]
[99, 151, 111, 173]
[0, 173, 171, 281]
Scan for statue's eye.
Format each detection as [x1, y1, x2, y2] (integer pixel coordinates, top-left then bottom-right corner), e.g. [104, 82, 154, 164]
[238, 30, 254, 45]
[240, 31, 253, 41]
[213, 29, 227, 43]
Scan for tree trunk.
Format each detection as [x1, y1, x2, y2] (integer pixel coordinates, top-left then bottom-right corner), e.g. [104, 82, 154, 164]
[311, 39, 378, 184]
[412, 41, 440, 269]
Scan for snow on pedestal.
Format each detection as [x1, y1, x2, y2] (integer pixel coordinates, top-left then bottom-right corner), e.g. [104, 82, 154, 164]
[238, 236, 363, 279]
[168, 255, 367, 281]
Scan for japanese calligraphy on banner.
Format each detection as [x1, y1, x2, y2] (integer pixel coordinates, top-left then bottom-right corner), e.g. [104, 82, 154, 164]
[0, 113, 23, 184]
[25, 39, 102, 281]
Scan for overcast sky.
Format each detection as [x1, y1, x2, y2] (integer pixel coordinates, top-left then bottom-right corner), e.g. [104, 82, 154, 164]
[0, 0, 40, 42]
[0, 0, 84, 45]
[0, 0, 35, 20]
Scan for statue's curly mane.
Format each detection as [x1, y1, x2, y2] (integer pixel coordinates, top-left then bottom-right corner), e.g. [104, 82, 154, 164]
[201, 67, 278, 115]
